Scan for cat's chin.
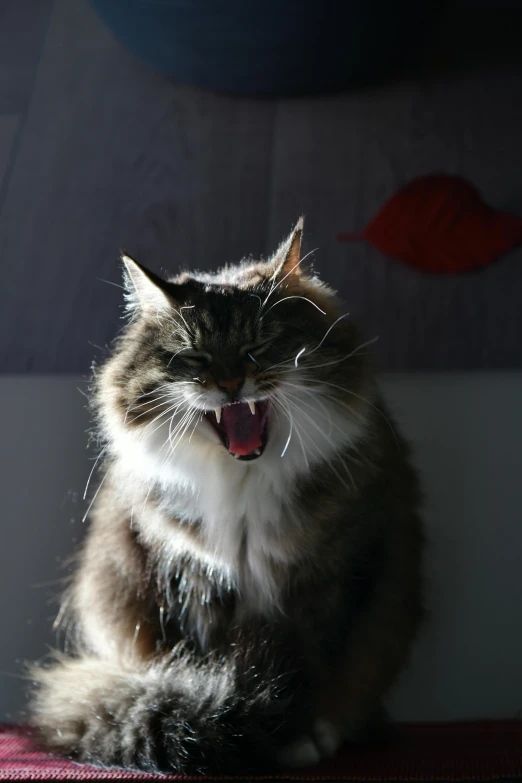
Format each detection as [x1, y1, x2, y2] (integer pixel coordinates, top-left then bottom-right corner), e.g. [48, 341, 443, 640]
[204, 400, 270, 461]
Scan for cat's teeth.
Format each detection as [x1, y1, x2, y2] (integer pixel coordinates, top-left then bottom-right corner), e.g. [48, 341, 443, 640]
[254, 449, 261, 456]
[248, 401, 256, 415]
[214, 408, 222, 424]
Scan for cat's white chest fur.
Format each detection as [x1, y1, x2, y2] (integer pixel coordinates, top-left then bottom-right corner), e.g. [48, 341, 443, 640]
[155, 438, 302, 617]
[112, 391, 364, 619]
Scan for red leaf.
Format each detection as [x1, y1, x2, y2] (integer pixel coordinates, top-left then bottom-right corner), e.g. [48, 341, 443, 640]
[337, 175, 522, 273]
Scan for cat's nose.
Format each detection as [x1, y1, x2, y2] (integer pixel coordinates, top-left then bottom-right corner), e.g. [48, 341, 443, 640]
[217, 376, 244, 398]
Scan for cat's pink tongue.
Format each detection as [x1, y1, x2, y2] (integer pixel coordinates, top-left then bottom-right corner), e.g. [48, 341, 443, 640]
[221, 403, 262, 456]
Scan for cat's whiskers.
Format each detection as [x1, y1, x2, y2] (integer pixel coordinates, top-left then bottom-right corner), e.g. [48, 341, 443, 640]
[298, 337, 380, 372]
[315, 391, 367, 428]
[249, 293, 263, 319]
[81, 460, 115, 523]
[126, 392, 171, 415]
[123, 383, 180, 422]
[188, 410, 204, 443]
[263, 295, 326, 318]
[127, 393, 186, 426]
[132, 382, 177, 401]
[125, 393, 179, 424]
[169, 326, 187, 341]
[260, 313, 357, 377]
[168, 408, 201, 455]
[168, 408, 187, 446]
[135, 385, 205, 444]
[271, 395, 309, 468]
[274, 387, 357, 492]
[279, 389, 335, 450]
[294, 348, 306, 367]
[128, 407, 186, 529]
[168, 398, 203, 449]
[283, 389, 362, 481]
[277, 381, 334, 434]
[306, 380, 398, 446]
[275, 387, 332, 453]
[262, 353, 308, 376]
[165, 415, 193, 462]
[278, 377, 367, 426]
[277, 381, 368, 468]
[167, 349, 185, 368]
[133, 402, 187, 447]
[138, 402, 201, 517]
[141, 406, 202, 517]
[83, 445, 108, 501]
[260, 330, 343, 378]
[263, 338, 377, 384]
[274, 397, 294, 459]
[295, 313, 351, 363]
[173, 305, 195, 334]
[286, 406, 355, 492]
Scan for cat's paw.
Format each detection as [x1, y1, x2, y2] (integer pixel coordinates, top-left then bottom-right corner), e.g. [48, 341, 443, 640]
[312, 718, 342, 758]
[277, 735, 321, 768]
[277, 720, 342, 768]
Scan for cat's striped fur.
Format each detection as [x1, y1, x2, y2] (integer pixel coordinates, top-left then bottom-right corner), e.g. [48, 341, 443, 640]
[30, 219, 424, 773]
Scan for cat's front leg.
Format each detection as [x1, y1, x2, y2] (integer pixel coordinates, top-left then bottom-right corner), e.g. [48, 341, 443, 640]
[64, 496, 163, 660]
[277, 718, 342, 767]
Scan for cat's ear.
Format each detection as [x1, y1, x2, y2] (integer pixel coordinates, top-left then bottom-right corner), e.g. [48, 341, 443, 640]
[121, 255, 172, 315]
[269, 217, 304, 282]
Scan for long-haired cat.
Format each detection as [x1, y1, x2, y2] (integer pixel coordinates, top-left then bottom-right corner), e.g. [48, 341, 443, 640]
[30, 219, 424, 774]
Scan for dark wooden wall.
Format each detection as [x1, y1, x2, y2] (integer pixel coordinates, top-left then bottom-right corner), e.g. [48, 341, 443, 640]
[1, 1, 522, 373]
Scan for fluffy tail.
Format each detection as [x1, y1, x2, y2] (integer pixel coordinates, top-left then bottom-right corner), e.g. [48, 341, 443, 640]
[30, 646, 305, 774]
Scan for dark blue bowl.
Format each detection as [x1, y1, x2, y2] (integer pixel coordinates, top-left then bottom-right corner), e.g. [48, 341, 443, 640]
[90, 0, 442, 96]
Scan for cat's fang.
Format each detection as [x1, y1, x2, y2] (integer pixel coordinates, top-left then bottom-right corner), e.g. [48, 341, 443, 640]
[214, 408, 222, 424]
[248, 401, 256, 415]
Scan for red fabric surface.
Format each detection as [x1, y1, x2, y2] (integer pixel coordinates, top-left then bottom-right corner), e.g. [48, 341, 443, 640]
[337, 174, 522, 273]
[1, 722, 521, 781]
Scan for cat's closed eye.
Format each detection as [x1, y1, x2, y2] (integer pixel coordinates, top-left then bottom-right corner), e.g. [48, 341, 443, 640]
[181, 352, 211, 368]
[242, 342, 272, 361]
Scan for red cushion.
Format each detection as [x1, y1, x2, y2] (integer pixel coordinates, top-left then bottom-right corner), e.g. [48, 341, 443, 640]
[1, 722, 522, 781]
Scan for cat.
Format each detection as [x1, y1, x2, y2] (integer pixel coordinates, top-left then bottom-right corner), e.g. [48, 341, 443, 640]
[30, 218, 424, 774]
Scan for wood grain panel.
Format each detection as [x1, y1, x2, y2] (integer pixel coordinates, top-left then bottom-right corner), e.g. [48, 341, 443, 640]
[0, 114, 20, 189]
[1, 0, 521, 372]
[268, 67, 522, 370]
[0, 0, 275, 372]
[0, 0, 53, 113]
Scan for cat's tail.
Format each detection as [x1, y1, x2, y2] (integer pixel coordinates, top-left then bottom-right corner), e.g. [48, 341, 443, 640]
[29, 644, 306, 774]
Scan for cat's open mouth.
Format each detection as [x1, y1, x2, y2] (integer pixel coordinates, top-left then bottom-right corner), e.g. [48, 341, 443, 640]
[205, 401, 269, 460]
